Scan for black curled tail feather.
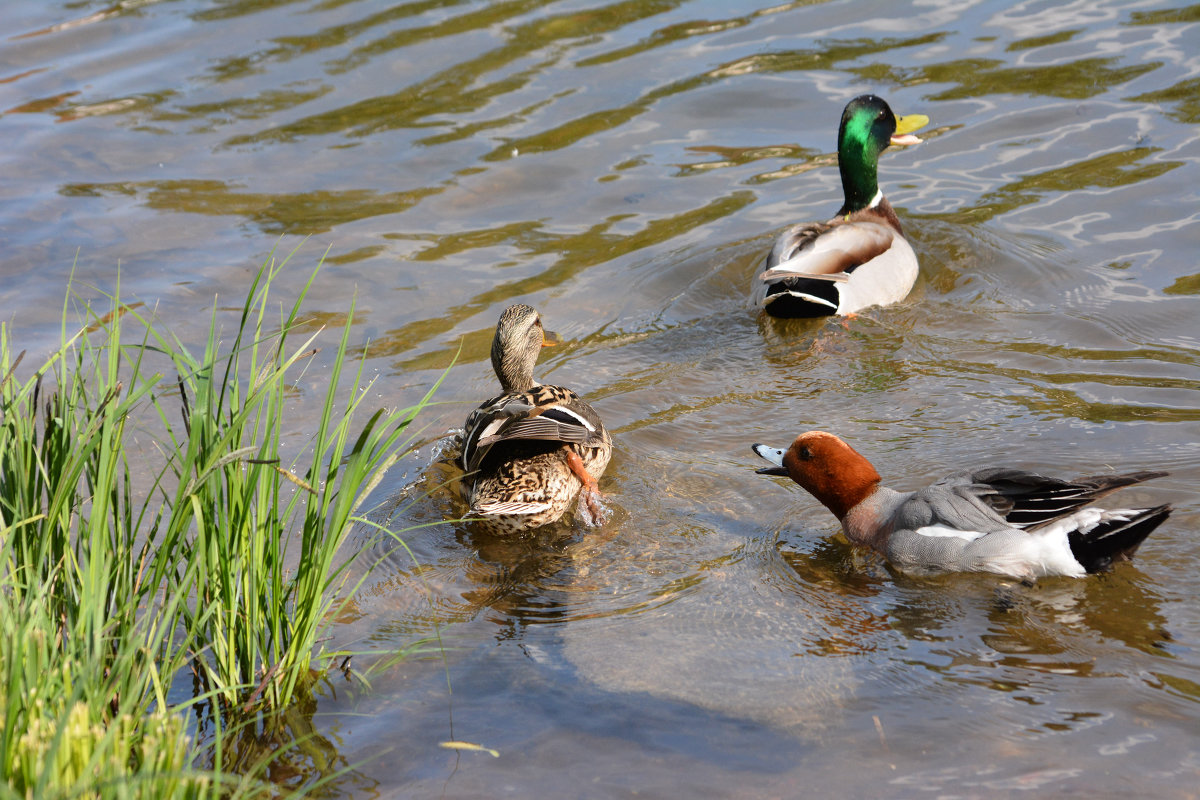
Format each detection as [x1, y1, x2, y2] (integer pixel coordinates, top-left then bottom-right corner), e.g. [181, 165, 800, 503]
[762, 278, 841, 318]
[1068, 504, 1172, 573]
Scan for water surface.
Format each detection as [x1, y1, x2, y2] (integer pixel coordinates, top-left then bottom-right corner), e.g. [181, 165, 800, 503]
[3, 0, 1200, 796]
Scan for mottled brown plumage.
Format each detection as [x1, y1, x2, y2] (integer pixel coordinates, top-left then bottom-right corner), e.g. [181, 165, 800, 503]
[459, 305, 612, 533]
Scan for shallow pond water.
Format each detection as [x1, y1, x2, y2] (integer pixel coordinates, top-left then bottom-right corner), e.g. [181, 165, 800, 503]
[4, 0, 1200, 796]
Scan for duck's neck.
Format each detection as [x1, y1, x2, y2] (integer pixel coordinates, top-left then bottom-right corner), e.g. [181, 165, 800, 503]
[814, 468, 882, 522]
[837, 139, 881, 217]
[499, 373, 535, 394]
[495, 359, 536, 394]
[840, 486, 905, 553]
[493, 347, 538, 394]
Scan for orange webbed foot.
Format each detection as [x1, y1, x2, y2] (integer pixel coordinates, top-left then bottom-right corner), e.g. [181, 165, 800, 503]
[566, 450, 610, 526]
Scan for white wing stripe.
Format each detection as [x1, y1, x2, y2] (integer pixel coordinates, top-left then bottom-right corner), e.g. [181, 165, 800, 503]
[914, 524, 988, 542]
[543, 404, 596, 432]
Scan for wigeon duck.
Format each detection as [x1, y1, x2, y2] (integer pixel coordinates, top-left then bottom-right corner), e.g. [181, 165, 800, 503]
[754, 94, 929, 318]
[458, 304, 612, 533]
[752, 431, 1171, 580]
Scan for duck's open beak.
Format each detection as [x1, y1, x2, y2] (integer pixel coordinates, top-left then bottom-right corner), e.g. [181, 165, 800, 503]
[752, 443, 789, 476]
[890, 112, 929, 146]
[541, 330, 562, 347]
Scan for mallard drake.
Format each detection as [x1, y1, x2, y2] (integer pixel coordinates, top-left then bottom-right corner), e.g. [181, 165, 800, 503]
[458, 304, 612, 533]
[752, 431, 1172, 580]
[755, 94, 929, 318]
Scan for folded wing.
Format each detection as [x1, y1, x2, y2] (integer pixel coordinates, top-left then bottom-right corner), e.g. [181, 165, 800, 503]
[759, 221, 897, 284]
[462, 391, 605, 474]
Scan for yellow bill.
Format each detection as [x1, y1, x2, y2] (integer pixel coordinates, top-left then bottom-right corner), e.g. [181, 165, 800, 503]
[891, 112, 929, 146]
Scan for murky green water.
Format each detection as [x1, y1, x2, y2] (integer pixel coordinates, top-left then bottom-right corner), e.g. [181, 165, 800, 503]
[5, 0, 1200, 796]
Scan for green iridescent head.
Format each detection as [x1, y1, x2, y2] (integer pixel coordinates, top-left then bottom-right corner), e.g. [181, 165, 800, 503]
[836, 95, 928, 214]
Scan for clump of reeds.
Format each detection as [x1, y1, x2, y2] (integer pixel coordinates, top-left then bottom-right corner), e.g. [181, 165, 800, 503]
[0, 254, 437, 797]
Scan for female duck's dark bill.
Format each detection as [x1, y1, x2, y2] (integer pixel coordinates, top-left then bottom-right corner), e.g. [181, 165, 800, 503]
[752, 443, 788, 475]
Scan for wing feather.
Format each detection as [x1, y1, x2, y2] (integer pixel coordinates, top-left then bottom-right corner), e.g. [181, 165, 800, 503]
[472, 500, 554, 515]
[761, 222, 896, 281]
[461, 390, 606, 474]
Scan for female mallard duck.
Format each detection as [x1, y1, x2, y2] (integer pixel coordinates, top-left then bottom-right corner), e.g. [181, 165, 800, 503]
[458, 304, 612, 533]
[755, 94, 929, 318]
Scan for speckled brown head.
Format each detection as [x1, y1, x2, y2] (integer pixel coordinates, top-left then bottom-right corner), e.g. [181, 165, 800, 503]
[753, 431, 882, 520]
[490, 304, 558, 393]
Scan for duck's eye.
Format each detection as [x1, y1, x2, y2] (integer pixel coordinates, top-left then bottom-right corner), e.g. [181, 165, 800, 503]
[798, 446, 813, 460]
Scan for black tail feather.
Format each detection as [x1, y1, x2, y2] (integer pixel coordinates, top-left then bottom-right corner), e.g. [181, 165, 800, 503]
[762, 278, 840, 318]
[1068, 504, 1172, 574]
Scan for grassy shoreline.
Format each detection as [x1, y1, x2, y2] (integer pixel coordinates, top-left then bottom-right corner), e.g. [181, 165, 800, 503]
[0, 256, 437, 797]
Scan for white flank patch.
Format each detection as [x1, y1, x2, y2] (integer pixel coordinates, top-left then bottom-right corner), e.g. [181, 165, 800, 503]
[1036, 507, 1135, 539]
[1029, 525, 1086, 577]
[1023, 507, 1138, 577]
[914, 524, 987, 542]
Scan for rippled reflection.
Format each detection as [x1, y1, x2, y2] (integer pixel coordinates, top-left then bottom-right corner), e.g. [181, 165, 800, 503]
[4, 0, 1200, 795]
